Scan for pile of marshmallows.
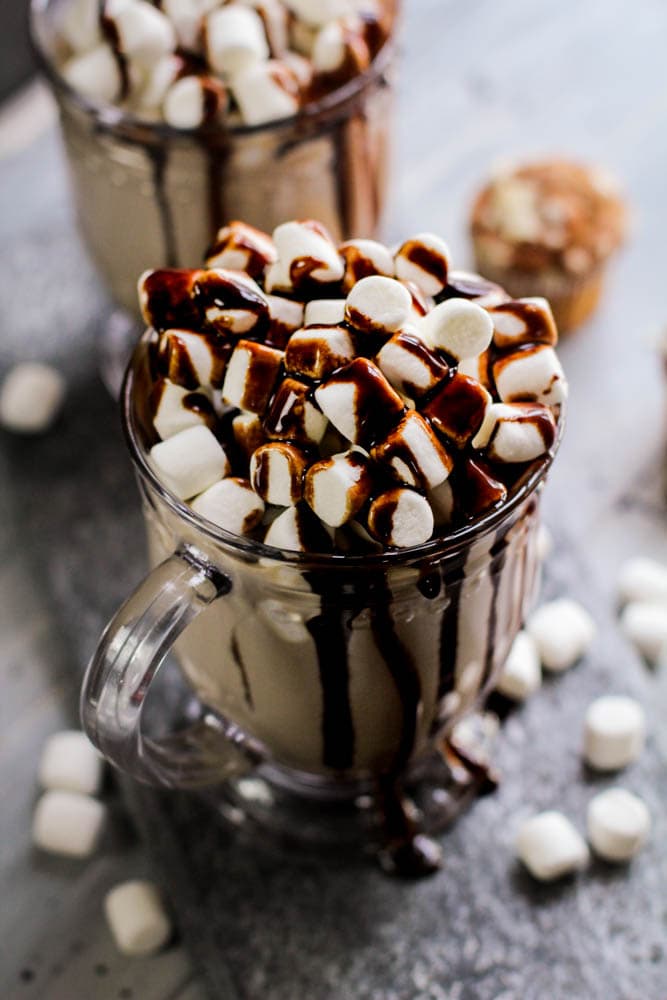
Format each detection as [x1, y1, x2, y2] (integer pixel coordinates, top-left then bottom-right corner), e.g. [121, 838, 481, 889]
[142, 219, 567, 552]
[496, 563, 651, 881]
[31, 730, 172, 957]
[59, 0, 392, 128]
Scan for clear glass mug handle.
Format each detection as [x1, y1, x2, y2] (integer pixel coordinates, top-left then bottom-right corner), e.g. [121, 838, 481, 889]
[80, 544, 260, 787]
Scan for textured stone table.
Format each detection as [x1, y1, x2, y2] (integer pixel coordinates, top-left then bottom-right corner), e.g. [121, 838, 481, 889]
[2, 1, 667, 998]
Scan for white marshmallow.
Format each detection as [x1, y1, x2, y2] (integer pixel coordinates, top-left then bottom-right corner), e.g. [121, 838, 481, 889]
[303, 299, 346, 326]
[617, 556, 667, 605]
[536, 522, 554, 562]
[160, 329, 227, 389]
[250, 442, 307, 505]
[367, 488, 434, 548]
[493, 345, 568, 406]
[526, 598, 596, 672]
[376, 327, 448, 400]
[0, 362, 66, 434]
[163, 0, 219, 50]
[421, 372, 491, 448]
[583, 695, 646, 772]
[195, 269, 269, 335]
[283, 0, 355, 27]
[206, 4, 269, 77]
[394, 232, 451, 297]
[110, 2, 176, 63]
[137, 53, 183, 110]
[62, 44, 122, 104]
[206, 221, 276, 278]
[314, 358, 404, 446]
[304, 450, 372, 527]
[495, 630, 541, 701]
[285, 325, 356, 380]
[344, 275, 412, 335]
[516, 811, 589, 882]
[339, 239, 394, 292]
[267, 221, 344, 290]
[312, 16, 369, 74]
[428, 479, 454, 528]
[153, 380, 211, 440]
[418, 298, 494, 361]
[232, 411, 265, 459]
[191, 477, 264, 534]
[231, 59, 300, 125]
[619, 601, 667, 663]
[222, 340, 283, 413]
[488, 297, 558, 350]
[264, 294, 305, 349]
[38, 731, 103, 796]
[471, 401, 557, 463]
[457, 351, 491, 388]
[371, 410, 453, 490]
[587, 788, 650, 863]
[60, 0, 101, 53]
[163, 75, 206, 128]
[32, 790, 106, 858]
[264, 376, 328, 443]
[150, 424, 230, 500]
[264, 504, 333, 552]
[104, 880, 172, 957]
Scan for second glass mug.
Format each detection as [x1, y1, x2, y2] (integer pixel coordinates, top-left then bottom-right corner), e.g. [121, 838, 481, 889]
[81, 339, 561, 870]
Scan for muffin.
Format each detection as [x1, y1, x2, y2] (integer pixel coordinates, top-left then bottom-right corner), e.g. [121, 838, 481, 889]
[470, 160, 626, 333]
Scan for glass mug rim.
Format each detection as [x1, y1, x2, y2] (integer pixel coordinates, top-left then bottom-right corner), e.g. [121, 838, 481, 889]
[122, 342, 565, 570]
[29, 0, 395, 142]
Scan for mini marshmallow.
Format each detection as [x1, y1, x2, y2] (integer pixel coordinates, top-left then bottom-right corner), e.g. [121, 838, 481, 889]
[516, 811, 589, 882]
[421, 373, 491, 448]
[250, 442, 308, 505]
[418, 298, 494, 361]
[32, 790, 106, 858]
[266, 221, 344, 291]
[471, 402, 557, 463]
[312, 17, 370, 74]
[457, 350, 492, 390]
[138, 268, 201, 330]
[495, 630, 541, 701]
[206, 4, 269, 77]
[376, 328, 448, 400]
[163, 74, 227, 128]
[285, 325, 356, 380]
[428, 479, 455, 528]
[583, 695, 646, 772]
[109, 1, 176, 64]
[493, 345, 568, 406]
[137, 53, 183, 111]
[38, 731, 103, 796]
[191, 477, 264, 533]
[264, 376, 328, 443]
[619, 601, 667, 662]
[304, 450, 372, 526]
[104, 880, 172, 957]
[194, 269, 269, 335]
[150, 424, 230, 499]
[0, 363, 66, 434]
[206, 220, 276, 279]
[344, 275, 412, 336]
[526, 598, 596, 672]
[152, 380, 213, 440]
[339, 239, 394, 292]
[617, 556, 667, 605]
[264, 503, 333, 552]
[282, 0, 355, 28]
[445, 269, 509, 308]
[163, 0, 219, 51]
[402, 279, 435, 323]
[394, 232, 450, 297]
[456, 457, 508, 516]
[159, 329, 231, 389]
[265, 294, 305, 349]
[488, 298, 558, 350]
[232, 411, 265, 460]
[222, 340, 283, 413]
[231, 59, 300, 126]
[303, 299, 346, 326]
[587, 788, 650, 863]
[62, 44, 122, 104]
[371, 410, 453, 490]
[367, 488, 434, 548]
[314, 358, 405, 446]
[60, 0, 101, 53]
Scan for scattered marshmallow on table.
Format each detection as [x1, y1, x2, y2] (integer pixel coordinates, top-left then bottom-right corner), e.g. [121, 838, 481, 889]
[419, 298, 494, 361]
[150, 424, 230, 500]
[583, 695, 646, 771]
[586, 788, 650, 863]
[32, 790, 106, 858]
[344, 275, 412, 335]
[516, 811, 589, 882]
[191, 477, 264, 533]
[38, 730, 103, 797]
[394, 233, 450, 297]
[104, 880, 172, 957]
[0, 363, 66, 434]
[617, 556, 667, 605]
[526, 598, 596, 672]
[495, 630, 541, 701]
[619, 601, 667, 662]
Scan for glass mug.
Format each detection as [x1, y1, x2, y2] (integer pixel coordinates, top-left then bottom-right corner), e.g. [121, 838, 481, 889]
[30, 0, 396, 317]
[81, 339, 562, 872]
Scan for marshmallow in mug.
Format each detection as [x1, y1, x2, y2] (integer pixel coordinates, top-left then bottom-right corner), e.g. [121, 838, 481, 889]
[394, 233, 450, 297]
[162, 74, 228, 129]
[206, 220, 277, 279]
[266, 221, 345, 291]
[250, 441, 309, 505]
[304, 450, 373, 527]
[339, 239, 395, 292]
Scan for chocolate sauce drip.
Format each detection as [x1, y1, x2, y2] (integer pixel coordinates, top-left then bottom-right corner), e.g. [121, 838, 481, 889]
[230, 631, 254, 710]
[480, 530, 508, 691]
[99, 13, 130, 101]
[453, 457, 508, 518]
[376, 781, 442, 878]
[438, 270, 505, 304]
[332, 116, 355, 240]
[141, 269, 201, 330]
[145, 145, 179, 268]
[417, 566, 441, 600]
[436, 561, 464, 701]
[422, 372, 489, 448]
[201, 141, 229, 243]
[400, 240, 449, 289]
[182, 391, 216, 423]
